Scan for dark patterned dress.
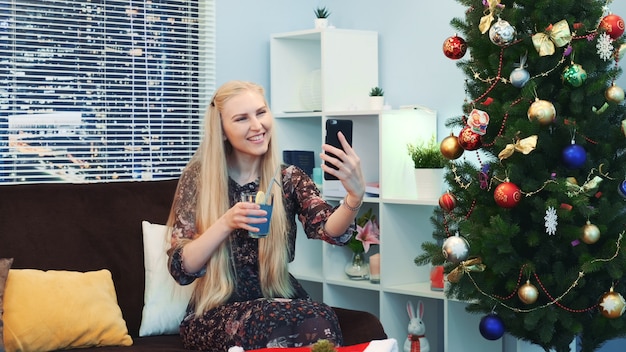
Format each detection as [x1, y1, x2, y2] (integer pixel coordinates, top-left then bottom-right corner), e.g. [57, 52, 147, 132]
[168, 164, 354, 351]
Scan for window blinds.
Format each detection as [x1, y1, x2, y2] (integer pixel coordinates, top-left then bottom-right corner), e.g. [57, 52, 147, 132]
[0, 0, 214, 184]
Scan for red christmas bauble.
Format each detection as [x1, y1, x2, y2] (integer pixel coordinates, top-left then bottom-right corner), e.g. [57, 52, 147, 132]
[458, 126, 482, 151]
[438, 192, 457, 212]
[494, 182, 521, 208]
[443, 34, 467, 60]
[599, 14, 625, 39]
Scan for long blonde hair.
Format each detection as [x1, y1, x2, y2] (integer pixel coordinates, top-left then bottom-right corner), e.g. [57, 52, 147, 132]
[181, 81, 293, 316]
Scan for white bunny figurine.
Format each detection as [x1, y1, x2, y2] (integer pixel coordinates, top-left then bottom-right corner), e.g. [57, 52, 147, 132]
[403, 300, 430, 352]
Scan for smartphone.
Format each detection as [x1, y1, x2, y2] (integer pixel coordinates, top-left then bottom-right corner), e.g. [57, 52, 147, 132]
[324, 119, 353, 180]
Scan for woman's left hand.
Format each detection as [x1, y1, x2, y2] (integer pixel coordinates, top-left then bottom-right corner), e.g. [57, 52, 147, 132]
[320, 131, 366, 199]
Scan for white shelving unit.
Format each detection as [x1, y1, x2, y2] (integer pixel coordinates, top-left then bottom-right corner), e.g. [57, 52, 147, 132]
[270, 28, 547, 352]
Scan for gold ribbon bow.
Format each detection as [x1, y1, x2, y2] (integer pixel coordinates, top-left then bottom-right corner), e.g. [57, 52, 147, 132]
[447, 257, 486, 283]
[532, 20, 572, 56]
[498, 135, 538, 161]
[566, 176, 603, 195]
[479, 0, 504, 34]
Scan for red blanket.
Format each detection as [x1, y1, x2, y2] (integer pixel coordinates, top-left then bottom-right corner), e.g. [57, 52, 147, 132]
[245, 338, 399, 352]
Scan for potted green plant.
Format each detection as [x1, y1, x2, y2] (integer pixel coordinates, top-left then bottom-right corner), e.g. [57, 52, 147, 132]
[314, 6, 330, 29]
[369, 86, 384, 97]
[407, 135, 446, 169]
[407, 135, 447, 200]
[369, 86, 384, 110]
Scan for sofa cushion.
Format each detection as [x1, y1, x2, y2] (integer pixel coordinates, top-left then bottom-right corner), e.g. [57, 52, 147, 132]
[139, 221, 195, 336]
[0, 257, 13, 352]
[3, 268, 133, 351]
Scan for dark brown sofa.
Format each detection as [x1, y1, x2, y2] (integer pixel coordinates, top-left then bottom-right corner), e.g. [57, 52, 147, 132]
[0, 180, 386, 351]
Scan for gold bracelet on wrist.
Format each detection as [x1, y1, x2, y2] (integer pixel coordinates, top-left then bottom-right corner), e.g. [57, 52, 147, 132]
[342, 195, 362, 212]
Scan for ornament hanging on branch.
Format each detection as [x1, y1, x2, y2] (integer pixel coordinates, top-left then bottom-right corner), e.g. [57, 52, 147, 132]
[498, 135, 538, 161]
[544, 206, 558, 236]
[581, 220, 601, 244]
[442, 233, 470, 264]
[562, 62, 587, 87]
[599, 13, 625, 40]
[479, 313, 505, 340]
[510, 53, 530, 88]
[478, 0, 504, 34]
[532, 19, 572, 56]
[599, 286, 626, 319]
[494, 181, 521, 208]
[438, 192, 457, 212]
[527, 98, 556, 126]
[467, 109, 490, 135]
[605, 84, 625, 104]
[443, 34, 468, 60]
[596, 32, 615, 61]
[562, 140, 587, 169]
[440, 133, 464, 160]
[518, 280, 539, 304]
[618, 179, 626, 198]
[458, 126, 482, 151]
[489, 18, 516, 47]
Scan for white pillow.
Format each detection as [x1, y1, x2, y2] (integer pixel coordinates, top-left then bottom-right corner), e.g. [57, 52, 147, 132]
[139, 221, 196, 336]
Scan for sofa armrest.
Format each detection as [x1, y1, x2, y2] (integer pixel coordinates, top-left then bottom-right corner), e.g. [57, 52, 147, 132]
[333, 307, 387, 346]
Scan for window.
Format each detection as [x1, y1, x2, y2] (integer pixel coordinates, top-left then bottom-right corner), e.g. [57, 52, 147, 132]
[0, 0, 214, 184]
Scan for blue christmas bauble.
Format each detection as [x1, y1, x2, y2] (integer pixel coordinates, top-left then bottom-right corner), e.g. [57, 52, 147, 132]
[479, 313, 505, 340]
[618, 180, 626, 198]
[562, 144, 586, 169]
[510, 67, 530, 88]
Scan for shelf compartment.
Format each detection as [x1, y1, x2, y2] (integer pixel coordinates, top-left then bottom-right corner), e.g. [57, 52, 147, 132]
[381, 292, 444, 352]
[270, 29, 378, 114]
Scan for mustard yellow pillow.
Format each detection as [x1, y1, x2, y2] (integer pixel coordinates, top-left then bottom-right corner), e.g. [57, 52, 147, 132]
[3, 269, 132, 352]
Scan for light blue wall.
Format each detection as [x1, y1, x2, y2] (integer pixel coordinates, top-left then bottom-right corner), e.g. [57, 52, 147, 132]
[215, 2, 626, 351]
[215, 0, 467, 139]
[216, 0, 626, 142]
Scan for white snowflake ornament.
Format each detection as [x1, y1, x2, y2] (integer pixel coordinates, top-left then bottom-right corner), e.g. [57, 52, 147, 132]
[597, 32, 614, 61]
[544, 206, 558, 236]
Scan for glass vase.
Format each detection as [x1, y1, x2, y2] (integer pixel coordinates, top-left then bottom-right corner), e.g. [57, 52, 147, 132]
[344, 252, 369, 280]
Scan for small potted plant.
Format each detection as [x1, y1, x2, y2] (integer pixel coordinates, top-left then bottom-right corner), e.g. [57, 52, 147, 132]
[369, 86, 384, 110]
[314, 6, 330, 29]
[407, 135, 447, 200]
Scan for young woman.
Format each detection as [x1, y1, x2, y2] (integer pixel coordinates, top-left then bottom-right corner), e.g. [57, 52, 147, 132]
[166, 80, 366, 351]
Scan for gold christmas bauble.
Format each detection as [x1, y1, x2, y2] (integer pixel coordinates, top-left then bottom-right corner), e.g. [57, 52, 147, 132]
[606, 84, 625, 104]
[599, 288, 626, 319]
[527, 99, 556, 125]
[518, 280, 539, 304]
[581, 221, 600, 244]
[440, 133, 464, 160]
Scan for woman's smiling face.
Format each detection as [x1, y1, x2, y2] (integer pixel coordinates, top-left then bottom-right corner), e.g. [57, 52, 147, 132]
[221, 89, 273, 159]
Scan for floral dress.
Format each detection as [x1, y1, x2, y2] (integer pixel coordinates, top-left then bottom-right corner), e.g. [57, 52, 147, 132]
[168, 164, 354, 351]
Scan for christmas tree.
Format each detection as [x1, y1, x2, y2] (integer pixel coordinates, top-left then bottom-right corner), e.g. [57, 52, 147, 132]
[415, 1, 626, 351]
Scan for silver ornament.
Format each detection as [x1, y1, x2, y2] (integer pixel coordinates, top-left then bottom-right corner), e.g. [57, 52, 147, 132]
[442, 235, 470, 264]
[489, 19, 516, 46]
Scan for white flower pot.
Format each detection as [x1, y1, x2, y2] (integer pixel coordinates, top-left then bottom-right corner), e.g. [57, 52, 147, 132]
[414, 168, 444, 200]
[369, 96, 384, 110]
[315, 18, 328, 29]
